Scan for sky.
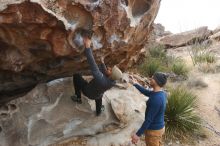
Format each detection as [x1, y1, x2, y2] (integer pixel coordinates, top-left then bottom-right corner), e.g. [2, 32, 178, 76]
[155, 0, 220, 33]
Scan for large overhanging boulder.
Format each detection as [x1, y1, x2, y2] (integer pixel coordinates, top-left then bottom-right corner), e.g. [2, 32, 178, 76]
[0, 0, 161, 104]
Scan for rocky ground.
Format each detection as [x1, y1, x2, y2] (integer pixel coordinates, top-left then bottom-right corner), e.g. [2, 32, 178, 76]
[0, 74, 150, 146]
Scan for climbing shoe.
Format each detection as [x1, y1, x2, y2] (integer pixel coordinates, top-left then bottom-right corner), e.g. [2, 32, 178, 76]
[101, 105, 105, 112]
[71, 95, 82, 104]
[96, 105, 105, 116]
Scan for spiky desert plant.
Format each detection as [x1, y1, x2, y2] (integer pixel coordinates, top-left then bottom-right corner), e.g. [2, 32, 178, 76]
[165, 87, 201, 141]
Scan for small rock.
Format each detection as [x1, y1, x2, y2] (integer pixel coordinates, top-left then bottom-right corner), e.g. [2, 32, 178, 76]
[187, 77, 208, 88]
[110, 97, 134, 124]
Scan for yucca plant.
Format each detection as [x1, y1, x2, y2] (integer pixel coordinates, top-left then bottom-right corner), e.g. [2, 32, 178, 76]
[165, 87, 201, 141]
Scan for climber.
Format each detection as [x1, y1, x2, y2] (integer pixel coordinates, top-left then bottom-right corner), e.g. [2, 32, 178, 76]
[131, 72, 168, 146]
[71, 29, 123, 116]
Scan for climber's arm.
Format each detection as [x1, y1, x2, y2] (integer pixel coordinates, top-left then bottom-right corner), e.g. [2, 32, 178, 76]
[84, 37, 104, 80]
[99, 56, 107, 73]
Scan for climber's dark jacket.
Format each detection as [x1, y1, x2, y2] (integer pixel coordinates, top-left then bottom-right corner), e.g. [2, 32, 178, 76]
[82, 48, 116, 99]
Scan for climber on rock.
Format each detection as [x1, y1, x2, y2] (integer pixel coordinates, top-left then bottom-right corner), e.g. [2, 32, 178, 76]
[131, 72, 168, 146]
[71, 29, 123, 116]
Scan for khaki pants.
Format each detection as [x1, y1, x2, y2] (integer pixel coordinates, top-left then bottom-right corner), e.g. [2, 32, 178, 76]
[144, 127, 165, 146]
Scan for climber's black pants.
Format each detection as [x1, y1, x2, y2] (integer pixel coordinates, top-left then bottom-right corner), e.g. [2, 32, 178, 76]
[95, 98, 102, 116]
[73, 74, 88, 99]
[73, 74, 103, 115]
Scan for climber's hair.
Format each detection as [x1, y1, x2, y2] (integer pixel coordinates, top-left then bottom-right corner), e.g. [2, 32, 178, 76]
[75, 28, 93, 39]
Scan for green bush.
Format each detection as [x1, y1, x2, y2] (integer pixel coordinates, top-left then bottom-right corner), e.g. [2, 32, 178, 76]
[165, 87, 201, 141]
[171, 61, 189, 77]
[139, 58, 163, 77]
[139, 45, 168, 77]
[164, 55, 177, 67]
[148, 45, 166, 58]
[139, 45, 189, 78]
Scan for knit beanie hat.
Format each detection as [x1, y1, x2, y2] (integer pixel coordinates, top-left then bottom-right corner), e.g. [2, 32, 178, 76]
[153, 72, 168, 87]
[111, 66, 123, 80]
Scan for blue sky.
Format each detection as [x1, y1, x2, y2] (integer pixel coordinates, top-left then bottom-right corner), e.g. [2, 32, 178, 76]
[155, 0, 220, 33]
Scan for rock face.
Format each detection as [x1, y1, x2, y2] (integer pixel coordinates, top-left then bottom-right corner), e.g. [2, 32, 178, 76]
[153, 23, 172, 38]
[157, 26, 211, 47]
[209, 31, 220, 41]
[0, 77, 148, 146]
[0, 0, 161, 104]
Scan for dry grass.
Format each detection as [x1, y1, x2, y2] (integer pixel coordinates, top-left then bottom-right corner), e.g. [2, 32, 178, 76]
[188, 43, 217, 65]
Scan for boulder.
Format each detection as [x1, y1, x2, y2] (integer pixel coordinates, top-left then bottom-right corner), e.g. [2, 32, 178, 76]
[209, 31, 220, 41]
[153, 23, 172, 38]
[0, 0, 161, 104]
[0, 77, 148, 146]
[213, 25, 220, 34]
[156, 26, 211, 47]
[153, 23, 166, 37]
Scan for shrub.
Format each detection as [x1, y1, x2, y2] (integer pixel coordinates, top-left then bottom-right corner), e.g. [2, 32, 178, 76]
[205, 53, 216, 63]
[164, 55, 177, 67]
[139, 45, 169, 77]
[189, 43, 216, 65]
[171, 61, 189, 77]
[148, 45, 166, 58]
[165, 87, 201, 141]
[194, 52, 216, 64]
[139, 45, 189, 78]
[139, 58, 163, 77]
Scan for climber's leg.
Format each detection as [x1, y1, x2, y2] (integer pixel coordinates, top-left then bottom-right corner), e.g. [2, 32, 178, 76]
[95, 98, 105, 116]
[71, 74, 88, 104]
